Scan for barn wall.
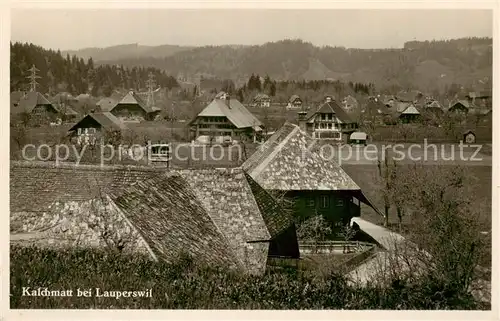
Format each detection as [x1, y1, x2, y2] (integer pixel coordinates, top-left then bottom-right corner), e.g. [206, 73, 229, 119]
[268, 224, 300, 259]
[285, 190, 360, 229]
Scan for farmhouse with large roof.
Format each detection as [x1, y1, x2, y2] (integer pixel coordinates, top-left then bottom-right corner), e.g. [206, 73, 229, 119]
[242, 122, 380, 230]
[110, 90, 160, 121]
[189, 91, 263, 143]
[10, 161, 299, 275]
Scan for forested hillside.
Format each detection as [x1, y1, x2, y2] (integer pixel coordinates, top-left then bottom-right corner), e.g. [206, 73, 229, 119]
[10, 42, 179, 96]
[90, 38, 492, 92]
[62, 43, 193, 61]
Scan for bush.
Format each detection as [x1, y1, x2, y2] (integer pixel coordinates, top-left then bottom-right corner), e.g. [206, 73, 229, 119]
[10, 246, 485, 309]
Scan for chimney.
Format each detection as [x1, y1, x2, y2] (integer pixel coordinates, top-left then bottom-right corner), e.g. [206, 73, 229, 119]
[298, 111, 308, 132]
[325, 96, 332, 103]
[225, 94, 231, 108]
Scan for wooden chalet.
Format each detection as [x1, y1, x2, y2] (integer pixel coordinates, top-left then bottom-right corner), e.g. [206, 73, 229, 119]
[68, 112, 128, 145]
[242, 122, 381, 231]
[189, 92, 263, 143]
[11, 91, 59, 122]
[399, 105, 421, 124]
[299, 96, 358, 142]
[110, 91, 158, 121]
[286, 95, 303, 109]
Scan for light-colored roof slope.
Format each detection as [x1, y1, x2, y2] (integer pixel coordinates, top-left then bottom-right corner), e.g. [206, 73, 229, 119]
[68, 112, 128, 132]
[242, 122, 360, 191]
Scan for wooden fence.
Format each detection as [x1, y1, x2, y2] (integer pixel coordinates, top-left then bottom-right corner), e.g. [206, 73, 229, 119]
[298, 240, 375, 254]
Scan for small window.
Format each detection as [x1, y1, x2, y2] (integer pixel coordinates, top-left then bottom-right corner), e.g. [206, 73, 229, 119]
[336, 199, 345, 207]
[77, 128, 82, 135]
[88, 128, 96, 134]
[321, 195, 329, 208]
[306, 199, 315, 207]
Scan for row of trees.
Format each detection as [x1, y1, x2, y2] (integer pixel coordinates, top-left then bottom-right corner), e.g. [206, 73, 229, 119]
[209, 74, 375, 105]
[10, 42, 179, 97]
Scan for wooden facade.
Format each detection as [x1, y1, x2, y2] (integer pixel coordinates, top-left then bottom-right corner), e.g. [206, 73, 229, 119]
[285, 190, 361, 230]
[189, 94, 263, 143]
[301, 97, 358, 142]
[68, 112, 127, 145]
[191, 115, 253, 141]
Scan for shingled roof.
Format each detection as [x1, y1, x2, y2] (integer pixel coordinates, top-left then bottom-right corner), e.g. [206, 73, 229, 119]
[112, 91, 153, 114]
[96, 97, 118, 112]
[242, 123, 360, 191]
[111, 175, 239, 268]
[196, 98, 262, 128]
[10, 161, 296, 274]
[68, 112, 128, 132]
[11, 91, 57, 115]
[363, 98, 390, 115]
[307, 100, 354, 123]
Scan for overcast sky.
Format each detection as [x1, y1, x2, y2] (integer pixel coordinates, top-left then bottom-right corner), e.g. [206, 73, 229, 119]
[11, 9, 493, 50]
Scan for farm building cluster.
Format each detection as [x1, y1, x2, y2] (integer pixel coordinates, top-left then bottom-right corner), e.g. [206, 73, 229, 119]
[9, 65, 493, 276]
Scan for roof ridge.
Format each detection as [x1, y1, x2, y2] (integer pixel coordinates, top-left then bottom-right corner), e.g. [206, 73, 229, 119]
[10, 160, 170, 172]
[247, 125, 300, 179]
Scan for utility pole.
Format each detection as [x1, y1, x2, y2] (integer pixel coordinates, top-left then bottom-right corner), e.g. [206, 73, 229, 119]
[170, 100, 175, 137]
[26, 65, 41, 92]
[146, 72, 156, 108]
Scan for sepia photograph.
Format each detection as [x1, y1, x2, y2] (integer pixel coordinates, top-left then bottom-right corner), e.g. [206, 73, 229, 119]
[6, 5, 496, 315]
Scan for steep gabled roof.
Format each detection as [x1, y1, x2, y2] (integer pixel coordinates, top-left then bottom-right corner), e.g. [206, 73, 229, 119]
[364, 98, 390, 115]
[96, 97, 118, 112]
[254, 93, 270, 101]
[244, 172, 294, 238]
[307, 100, 354, 123]
[342, 95, 358, 106]
[53, 104, 79, 116]
[197, 98, 262, 128]
[400, 105, 420, 115]
[394, 102, 413, 113]
[242, 123, 360, 191]
[449, 100, 470, 110]
[113, 91, 153, 113]
[425, 100, 443, 109]
[289, 95, 301, 103]
[111, 175, 240, 268]
[69, 112, 128, 132]
[11, 91, 56, 114]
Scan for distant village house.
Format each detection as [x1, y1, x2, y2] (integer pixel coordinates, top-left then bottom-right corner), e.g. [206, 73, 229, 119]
[110, 91, 160, 121]
[298, 96, 358, 142]
[242, 123, 381, 232]
[286, 95, 303, 110]
[252, 93, 271, 108]
[68, 112, 128, 145]
[10, 91, 59, 123]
